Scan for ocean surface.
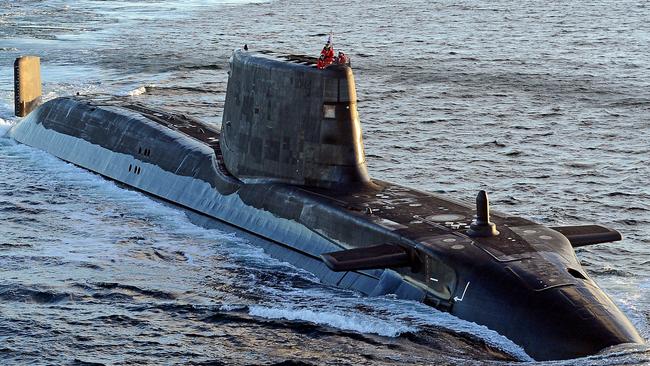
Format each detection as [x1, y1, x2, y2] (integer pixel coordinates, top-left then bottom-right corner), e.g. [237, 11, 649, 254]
[0, 0, 649, 365]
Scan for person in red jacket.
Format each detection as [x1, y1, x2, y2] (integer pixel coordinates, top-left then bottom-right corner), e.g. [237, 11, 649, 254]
[317, 37, 335, 69]
[337, 51, 349, 66]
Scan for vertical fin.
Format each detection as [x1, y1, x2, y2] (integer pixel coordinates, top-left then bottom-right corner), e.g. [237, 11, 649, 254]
[14, 56, 42, 117]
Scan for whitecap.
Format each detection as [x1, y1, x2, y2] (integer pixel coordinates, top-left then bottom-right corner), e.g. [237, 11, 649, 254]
[249, 305, 416, 337]
[0, 117, 13, 137]
[125, 86, 147, 97]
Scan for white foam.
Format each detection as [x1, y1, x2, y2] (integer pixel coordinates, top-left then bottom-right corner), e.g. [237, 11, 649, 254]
[123, 86, 148, 97]
[396, 301, 534, 361]
[114, 84, 159, 97]
[41, 91, 61, 103]
[612, 280, 650, 340]
[0, 117, 13, 137]
[0, 102, 15, 121]
[249, 305, 416, 337]
[219, 303, 248, 312]
[248, 287, 533, 362]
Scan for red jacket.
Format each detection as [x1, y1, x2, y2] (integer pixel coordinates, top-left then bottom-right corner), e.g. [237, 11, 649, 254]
[318, 46, 335, 69]
[321, 46, 334, 60]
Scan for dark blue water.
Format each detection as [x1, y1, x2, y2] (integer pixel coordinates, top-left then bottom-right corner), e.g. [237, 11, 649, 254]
[0, 1, 648, 364]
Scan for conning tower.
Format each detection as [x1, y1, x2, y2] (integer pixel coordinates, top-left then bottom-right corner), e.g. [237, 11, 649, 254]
[220, 50, 370, 187]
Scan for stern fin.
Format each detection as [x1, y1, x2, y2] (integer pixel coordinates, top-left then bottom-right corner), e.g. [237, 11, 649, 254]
[14, 56, 42, 117]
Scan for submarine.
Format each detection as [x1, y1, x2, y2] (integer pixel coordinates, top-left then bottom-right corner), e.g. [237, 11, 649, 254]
[9, 52, 645, 361]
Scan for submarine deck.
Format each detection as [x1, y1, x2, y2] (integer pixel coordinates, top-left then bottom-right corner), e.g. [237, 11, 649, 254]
[120, 103, 234, 178]
[81, 95, 235, 179]
[95, 97, 548, 268]
[68, 95, 564, 291]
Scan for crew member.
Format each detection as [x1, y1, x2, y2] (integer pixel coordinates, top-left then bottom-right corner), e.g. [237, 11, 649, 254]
[317, 38, 335, 69]
[337, 51, 349, 65]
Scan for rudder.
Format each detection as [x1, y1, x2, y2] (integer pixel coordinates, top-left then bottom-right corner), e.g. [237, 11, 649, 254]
[14, 56, 42, 117]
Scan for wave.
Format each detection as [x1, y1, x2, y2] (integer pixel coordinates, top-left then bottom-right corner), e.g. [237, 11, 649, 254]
[0, 105, 15, 137]
[91, 282, 176, 300]
[124, 86, 148, 96]
[247, 293, 532, 362]
[0, 284, 75, 304]
[249, 305, 416, 337]
[0, 120, 12, 136]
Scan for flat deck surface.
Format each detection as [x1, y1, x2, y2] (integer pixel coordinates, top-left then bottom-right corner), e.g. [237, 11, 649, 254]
[121, 103, 234, 178]
[91, 96, 538, 261]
